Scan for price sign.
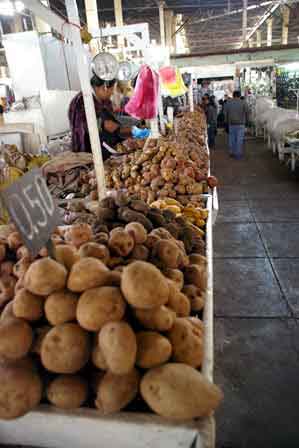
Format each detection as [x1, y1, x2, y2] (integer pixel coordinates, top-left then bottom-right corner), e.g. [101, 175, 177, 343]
[0, 169, 60, 257]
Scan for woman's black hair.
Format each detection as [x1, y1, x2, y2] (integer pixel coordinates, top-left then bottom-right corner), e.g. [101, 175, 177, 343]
[90, 74, 116, 89]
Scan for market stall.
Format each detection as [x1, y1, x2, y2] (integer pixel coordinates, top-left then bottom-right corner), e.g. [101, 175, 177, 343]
[0, 1, 221, 447]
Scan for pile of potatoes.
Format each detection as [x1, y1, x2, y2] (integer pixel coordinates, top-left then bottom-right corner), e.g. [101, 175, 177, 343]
[105, 111, 209, 206]
[0, 193, 222, 421]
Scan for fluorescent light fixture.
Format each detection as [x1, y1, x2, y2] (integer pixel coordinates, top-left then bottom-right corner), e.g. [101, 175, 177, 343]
[279, 62, 299, 71]
[0, 1, 24, 16]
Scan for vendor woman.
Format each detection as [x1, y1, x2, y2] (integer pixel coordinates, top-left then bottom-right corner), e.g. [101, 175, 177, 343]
[69, 74, 141, 160]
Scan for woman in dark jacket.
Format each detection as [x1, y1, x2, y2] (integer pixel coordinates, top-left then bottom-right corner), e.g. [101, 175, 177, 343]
[206, 96, 218, 149]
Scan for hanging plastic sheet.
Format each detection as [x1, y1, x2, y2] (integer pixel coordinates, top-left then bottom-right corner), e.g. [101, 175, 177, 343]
[161, 69, 188, 98]
[125, 65, 159, 120]
[159, 66, 176, 85]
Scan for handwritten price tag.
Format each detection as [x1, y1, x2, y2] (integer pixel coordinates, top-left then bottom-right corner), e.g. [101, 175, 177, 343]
[0, 169, 60, 257]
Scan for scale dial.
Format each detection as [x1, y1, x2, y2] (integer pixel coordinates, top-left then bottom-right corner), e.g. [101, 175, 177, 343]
[91, 52, 119, 81]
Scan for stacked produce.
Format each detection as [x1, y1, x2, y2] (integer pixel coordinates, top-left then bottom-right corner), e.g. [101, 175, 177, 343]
[105, 111, 212, 207]
[0, 192, 222, 420]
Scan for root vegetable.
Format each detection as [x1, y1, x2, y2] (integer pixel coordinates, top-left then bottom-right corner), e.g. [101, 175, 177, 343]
[95, 369, 140, 414]
[0, 319, 33, 361]
[13, 257, 31, 279]
[55, 245, 79, 271]
[108, 230, 134, 257]
[7, 232, 23, 250]
[99, 322, 137, 375]
[47, 375, 88, 409]
[183, 285, 205, 312]
[184, 264, 207, 291]
[140, 363, 223, 420]
[164, 268, 184, 290]
[121, 261, 169, 310]
[41, 323, 90, 374]
[167, 282, 191, 317]
[24, 258, 67, 296]
[134, 306, 176, 332]
[125, 222, 147, 245]
[167, 318, 203, 368]
[45, 290, 78, 325]
[136, 332, 172, 369]
[79, 242, 109, 263]
[152, 240, 182, 269]
[77, 286, 126, 332]
[91, 338, 108, 370]
[13, 289, 43, 321]
[64, 223, 93, 248]
[67, 258, 109, 292]
[131, 244, 149, 261]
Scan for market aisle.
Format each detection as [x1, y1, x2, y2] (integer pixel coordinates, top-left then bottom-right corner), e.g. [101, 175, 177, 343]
[212, 132, 299, 448]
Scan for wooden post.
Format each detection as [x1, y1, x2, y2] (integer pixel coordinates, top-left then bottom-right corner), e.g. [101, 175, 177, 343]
[242, 0, 248, 46]
[165, 9, 174, 50]
[267, 17, 273, 47]
[84, 0, 99, 30]
[281, 5, 290, 45]
[256, 30, 261, 47]
[248, 38, 253, 48]
[34, 0, 51, 33]
[114, 0, 124, 50]
[65, 0, 106, 200]
[158, 1, 165, 47]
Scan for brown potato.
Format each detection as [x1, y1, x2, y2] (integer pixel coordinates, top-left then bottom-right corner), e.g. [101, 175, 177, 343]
[91, 338, 108, 370]
[101, 271, 121, 286]
[136, 332, 172, 369]
[108, 230, 135, 257]
[0, 301, 16, 322]
[67, 258, 109, 292]
[152, 239, 182, 269]
[0, 364, 42, 419]
[31, 326, 51, 355]
[7, 232, 23, 250]
[41, 323, 90, 374]
[45, 290, 78, 326]
[0, 319, 33, 361]
[140, 363, 223, 419]
[183, 285, 205, 312]
[121, 261, 169, 309]
[167, 318, 203, 368]
[55, 244, 79, 271]
[167, 282, 191, 317]
[95, 369, 140, 414]
[13, 257, 31, 279]
[188, 254, 207, 267]
[99, 322, 137, 375]
[131, 244, 149, 261]
[24, 258, 67, 296]
[47, 375, 88, 409]
[125, 222, 147, 244]
[77, 286, 126, 332]
[163, 268, 184, 291]
[13, 289, 43, 321]
[184, 264, 207, 291]
[135, 306, 176, 332]
[79, 242, 110, 264]
[64, 223, 93, 248]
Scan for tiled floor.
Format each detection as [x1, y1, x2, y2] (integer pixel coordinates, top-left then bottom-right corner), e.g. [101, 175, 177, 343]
[212, 133, 299, 448]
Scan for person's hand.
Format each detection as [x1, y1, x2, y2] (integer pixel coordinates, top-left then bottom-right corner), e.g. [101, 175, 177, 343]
[132, 126, 150, 139]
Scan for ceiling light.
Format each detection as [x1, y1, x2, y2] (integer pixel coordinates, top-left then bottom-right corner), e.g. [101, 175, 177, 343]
[0, 1, 24, 16]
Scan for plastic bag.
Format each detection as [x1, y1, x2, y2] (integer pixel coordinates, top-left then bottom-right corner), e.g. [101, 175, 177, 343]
[161, 69, 188, 98]
[159, 66, 176, 85]
[125, 65, 159, 120]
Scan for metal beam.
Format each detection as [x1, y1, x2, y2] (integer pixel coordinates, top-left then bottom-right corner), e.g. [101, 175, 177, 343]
[281, 4, 290, 45]
[267, 17, 273, 46]
[245, 2, 281, 41]
[242, 0, 248, 44]
[159, 1, 165, 46]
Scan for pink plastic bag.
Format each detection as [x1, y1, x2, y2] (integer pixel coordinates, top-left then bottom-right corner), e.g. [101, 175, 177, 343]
[125, 65, 159, 120]
[159, 66, 176, 85]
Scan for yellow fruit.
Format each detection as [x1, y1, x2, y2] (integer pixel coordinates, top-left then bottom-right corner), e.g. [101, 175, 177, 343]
[165, 205, 181, 214]
[164, 198, 181, 207]
[195, 219, 206, 228]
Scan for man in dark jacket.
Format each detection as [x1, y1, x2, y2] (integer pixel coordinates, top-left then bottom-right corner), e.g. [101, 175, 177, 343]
[224, 90, 248, 159]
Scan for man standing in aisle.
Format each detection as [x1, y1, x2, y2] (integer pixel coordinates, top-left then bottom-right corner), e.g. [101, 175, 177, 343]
[224, 90, 249, 160]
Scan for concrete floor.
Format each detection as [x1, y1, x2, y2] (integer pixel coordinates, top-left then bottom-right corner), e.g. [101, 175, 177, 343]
[212, 133, 299, 448]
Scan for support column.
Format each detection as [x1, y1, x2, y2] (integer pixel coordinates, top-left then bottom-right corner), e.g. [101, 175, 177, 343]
[281, 5, 290, 45]
[172, 14, 177, 53]
[84, 0, 99, 31]
[158, 1, 165, 47]
[242, 0, 248, 46]
[256, 30, 261, 47]
[35, 0, 51, 33]
[267, 17, 273, 47]
[248, 38, 253, 48]
[165, 9, 174, 50]
[114, 0, 124, 50]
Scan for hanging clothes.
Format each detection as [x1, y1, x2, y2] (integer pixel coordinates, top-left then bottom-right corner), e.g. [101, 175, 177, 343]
[125, 65, 159, 120]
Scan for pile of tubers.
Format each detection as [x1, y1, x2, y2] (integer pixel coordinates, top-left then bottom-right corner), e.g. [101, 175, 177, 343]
[0, 192, 222, 421]
[105, 111, 210, 206]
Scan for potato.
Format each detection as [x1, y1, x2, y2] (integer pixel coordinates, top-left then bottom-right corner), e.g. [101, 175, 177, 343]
[95, 369, 140, 414]
[184, 264, 207, 291]
[41, 323, 90, 374]
[13, 289, 43, 321]
[167, 282, 191, 317]
[31, 326, 51, 355]
[67, 258, 109, 292]
[140, 363, 223, 419]
[45, 290, 78, 326]
[0, 301, 16, 322]
[135, 306, 176, 332]
[183, 285, 204, 312]
[121, 261, 169, 309]
[188, 254, 207, 267]
[101, 271, 121, 286]
[0, 364, 42, 419]
[55, 244, 79, 271]
[92, 338, 108, 370]
[99, 322, 136, 375]
[0, 243, 5, 262]
[64, 223, 93, 248]
[24, 258, 67, 296]
[125, 222, 147, 244]
[79, 242, 110, 264]
[77, 286, 126, 332]
[7, 232, 23, 250]
[13, 257, 31, 279]
[47, 375, 88, 409]
[152, 239, 182, 269]
[163, 268, 184, 290]
[0, 319, 33, 361]
[167, 318, 203, 368]
[108, 230, 135, 257]
[131, 244, 149, 261]
[136, 332, 172, 369]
